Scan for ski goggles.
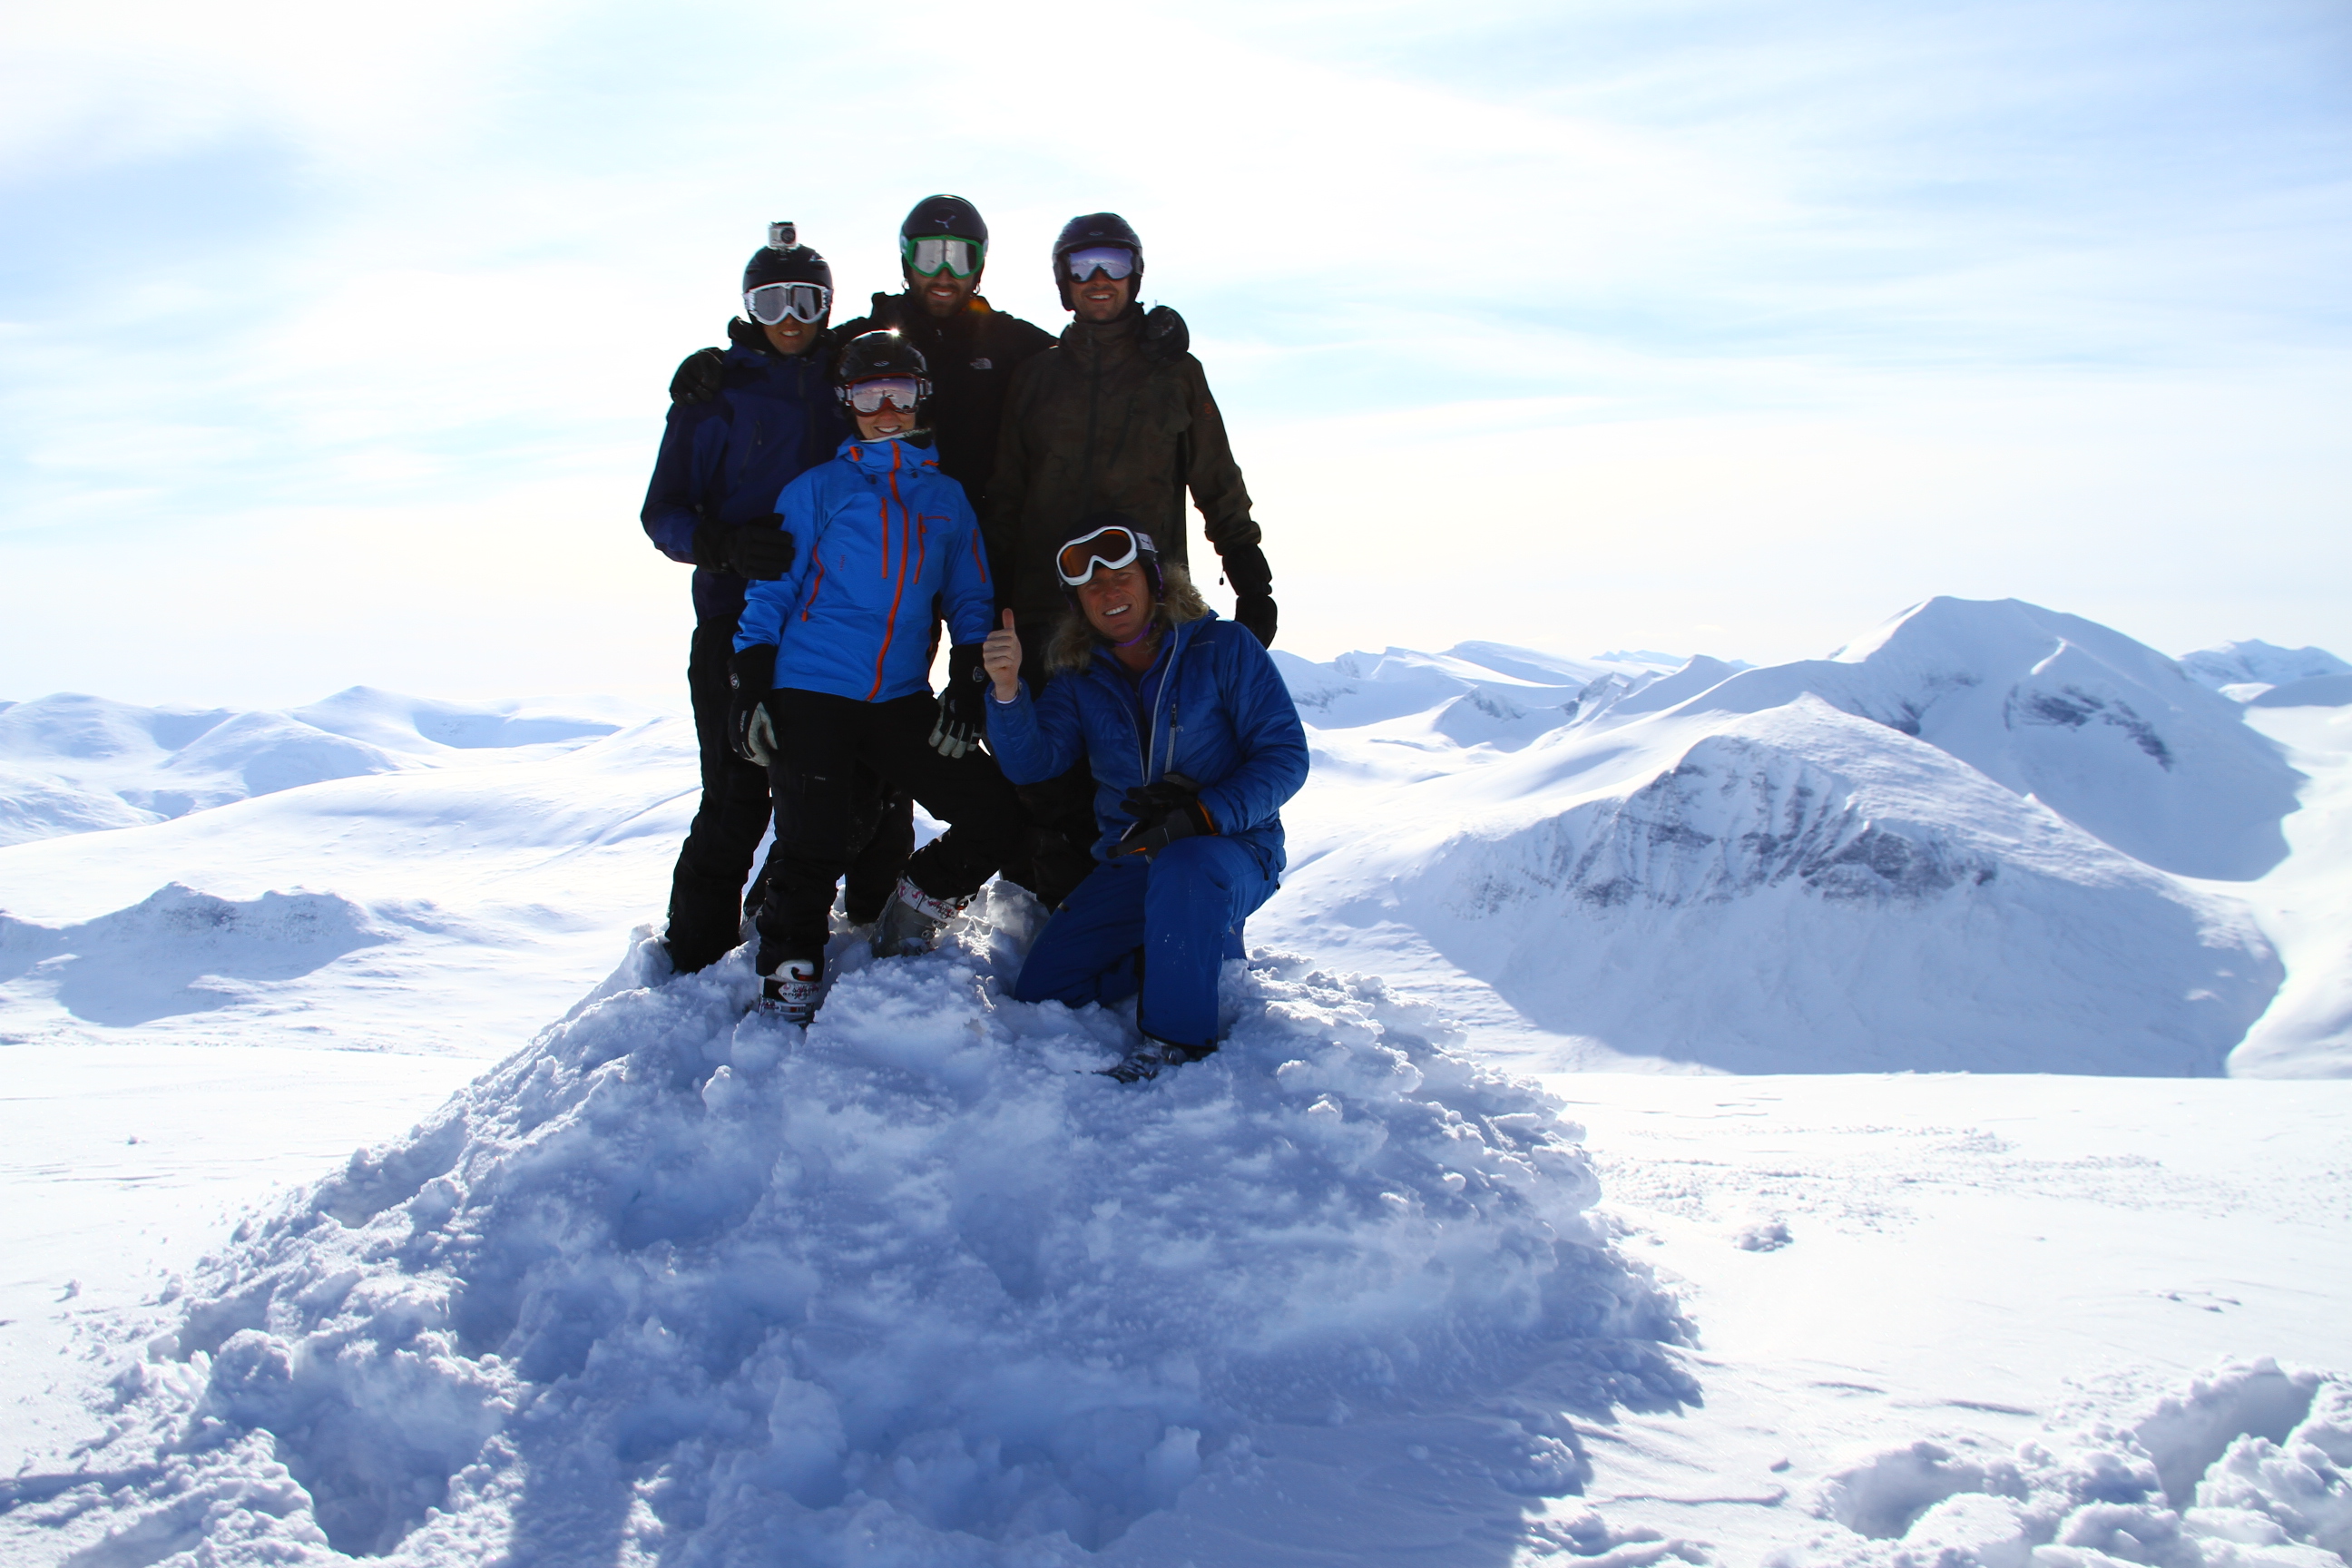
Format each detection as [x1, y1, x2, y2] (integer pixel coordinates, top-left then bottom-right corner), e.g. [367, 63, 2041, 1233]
[1056, 524, 1155, 587]
[744, 280, 831, 326]
[1062, 245, 1137, 282]
[844, 376, 925, 414]
[903, 235, 984, 278]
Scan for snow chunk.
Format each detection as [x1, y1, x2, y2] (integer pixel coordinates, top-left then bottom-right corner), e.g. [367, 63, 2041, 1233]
[1779, 1359, 2351, 1568]
[15, 926, 1690, 1563]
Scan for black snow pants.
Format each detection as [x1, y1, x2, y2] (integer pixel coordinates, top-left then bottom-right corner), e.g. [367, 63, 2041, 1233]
[665, 624, 912, 971]
[755, 688, 1023, 968]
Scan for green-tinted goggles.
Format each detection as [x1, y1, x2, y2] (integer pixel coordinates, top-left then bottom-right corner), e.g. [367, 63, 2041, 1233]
[903, 235, 984, 278]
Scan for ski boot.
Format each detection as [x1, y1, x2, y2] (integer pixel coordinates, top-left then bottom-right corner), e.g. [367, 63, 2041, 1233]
[870, 877, 965, 959]
[755, 956, 822, 1026]
[1100, 1038, 1217, 1083]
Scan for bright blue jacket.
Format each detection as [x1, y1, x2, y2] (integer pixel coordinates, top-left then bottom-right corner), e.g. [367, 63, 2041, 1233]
[986, 613, 1308, 871]
[640, 321, 848, 626]
[735, 436, 995, 702]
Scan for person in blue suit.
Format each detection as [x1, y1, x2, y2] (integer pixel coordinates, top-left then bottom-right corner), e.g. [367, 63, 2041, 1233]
[981, 517, 1308, 1080]
[640, 221, 910, 975]
[731, 332, 1022, 1024]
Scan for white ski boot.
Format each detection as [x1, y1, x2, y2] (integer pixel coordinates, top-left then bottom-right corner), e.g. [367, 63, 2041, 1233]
[869, 877, 965, 959]
[755, 956, 821, 1026]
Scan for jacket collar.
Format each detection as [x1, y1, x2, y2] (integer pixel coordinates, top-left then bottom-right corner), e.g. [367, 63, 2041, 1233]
[1086, 609, 1217, 680]
[1059, 306, 1142, 362]
[837, 435, 939, 474]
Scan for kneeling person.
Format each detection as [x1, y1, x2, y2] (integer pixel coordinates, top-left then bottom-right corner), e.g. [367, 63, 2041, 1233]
[982, 520, 1308, 1079]
[733, 332, 1022, 1024]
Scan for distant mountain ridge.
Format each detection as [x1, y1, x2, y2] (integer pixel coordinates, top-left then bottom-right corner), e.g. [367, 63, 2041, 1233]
[0, 689, 627, 847]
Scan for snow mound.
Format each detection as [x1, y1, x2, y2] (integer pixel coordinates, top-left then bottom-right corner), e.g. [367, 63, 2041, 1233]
[8, 906, 1690, 1564]
[2180, 642, 2352, 695]
[0, 883, 388, 1028]
[1654, 598, 2304, 881]
[1780, 1358, 2352, 1568]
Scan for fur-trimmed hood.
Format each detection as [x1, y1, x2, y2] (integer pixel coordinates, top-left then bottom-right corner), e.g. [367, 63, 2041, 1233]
[1045, 563, 1211, 673]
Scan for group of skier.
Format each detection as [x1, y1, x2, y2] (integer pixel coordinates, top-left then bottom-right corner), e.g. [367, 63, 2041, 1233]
[639, 196, 1307, 1079]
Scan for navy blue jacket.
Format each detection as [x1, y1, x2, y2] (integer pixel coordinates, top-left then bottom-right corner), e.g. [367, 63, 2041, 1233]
[736, 437, 995, 702]
[640, 319, 848, 626]
[985, 613, 1308, 873]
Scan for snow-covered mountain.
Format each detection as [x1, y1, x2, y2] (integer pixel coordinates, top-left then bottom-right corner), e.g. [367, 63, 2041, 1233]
[0, 689, 626, 847]
[1266, 599, 2339, 1075]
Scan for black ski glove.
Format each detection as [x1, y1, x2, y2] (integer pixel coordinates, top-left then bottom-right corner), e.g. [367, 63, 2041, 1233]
[1140, 305, 1191, 362]
[727, 518, 796, 580]
[1115, 777, 1217, 858]
[1217, 538, 1277, 648]
[691, 517, 797, 580]
[928, 643, 989, 760]
[730, 644, 779, 766]
[670, 347, 728, 405]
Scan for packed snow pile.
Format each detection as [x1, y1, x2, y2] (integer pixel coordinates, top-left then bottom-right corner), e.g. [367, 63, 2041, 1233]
[1779, 1358, 2352, 1568]
[4, 897, 1691, 1565]
[1269, 599, 2294, 1073]
[0, 690, 624, 847]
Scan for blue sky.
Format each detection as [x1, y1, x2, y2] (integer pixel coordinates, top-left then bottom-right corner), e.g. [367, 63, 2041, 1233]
[3, 0, 2347, 705]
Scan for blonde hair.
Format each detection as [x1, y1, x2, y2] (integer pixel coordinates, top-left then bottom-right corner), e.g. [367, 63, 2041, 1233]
[1045, 562, 1211, 673]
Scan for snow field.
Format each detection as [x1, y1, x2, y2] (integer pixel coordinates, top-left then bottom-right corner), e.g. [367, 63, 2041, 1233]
[4, 894, 1692, 1565]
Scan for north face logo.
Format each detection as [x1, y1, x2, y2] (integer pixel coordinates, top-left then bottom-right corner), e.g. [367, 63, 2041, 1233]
[969, 358, 993, 370]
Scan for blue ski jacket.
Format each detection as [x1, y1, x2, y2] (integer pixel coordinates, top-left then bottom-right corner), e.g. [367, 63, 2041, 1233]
[640, 320, 847, 626]
[986, 612, 1308, 871]
[736, 436, 995, 702]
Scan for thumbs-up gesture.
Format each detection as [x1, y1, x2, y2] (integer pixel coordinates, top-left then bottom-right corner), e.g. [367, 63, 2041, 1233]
[983, 609, 1024, 702]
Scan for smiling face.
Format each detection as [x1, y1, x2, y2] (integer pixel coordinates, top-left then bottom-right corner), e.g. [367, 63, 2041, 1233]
[1068, 262, 1132, 323]
[912, 263, 977, 319]
[852, 397, 917, 441]
[1078, 562, 1154, 642]
[762, 314, 820, 356]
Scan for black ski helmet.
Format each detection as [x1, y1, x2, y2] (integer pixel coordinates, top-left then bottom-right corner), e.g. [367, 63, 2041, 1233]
[900, 194, 988, 266]
[742, 220, 833, 296]
[834, 330, 934, 410]
[1052, 212, 1143, 307]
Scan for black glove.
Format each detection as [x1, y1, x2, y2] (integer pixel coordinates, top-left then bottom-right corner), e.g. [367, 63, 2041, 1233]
[1217, 538, 1277, 647]
[730, 645, 778, 766]
[670, 347, 728, 405]
[727, 518, 796, 580]
[928, 643, 988, 759]
[691, 517, 796, 580]
[1115, 777, 1217, 858]
[1234, 594, 1278, 648]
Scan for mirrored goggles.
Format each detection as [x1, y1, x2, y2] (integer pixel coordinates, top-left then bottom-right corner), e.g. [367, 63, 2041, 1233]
[845, 376, 925, 415]
[745, 280, 830, 326]
[1063, 245, 1136, 282]
[903, 235, 983, 278]
[1056, 524, 1155, 587]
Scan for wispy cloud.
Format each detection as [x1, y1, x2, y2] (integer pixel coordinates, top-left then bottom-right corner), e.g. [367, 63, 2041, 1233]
[3, 0, 2347, 703]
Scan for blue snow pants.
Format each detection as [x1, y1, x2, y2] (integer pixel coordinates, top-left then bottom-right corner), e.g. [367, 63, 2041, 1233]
[1011, 836, 1275, 1050]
